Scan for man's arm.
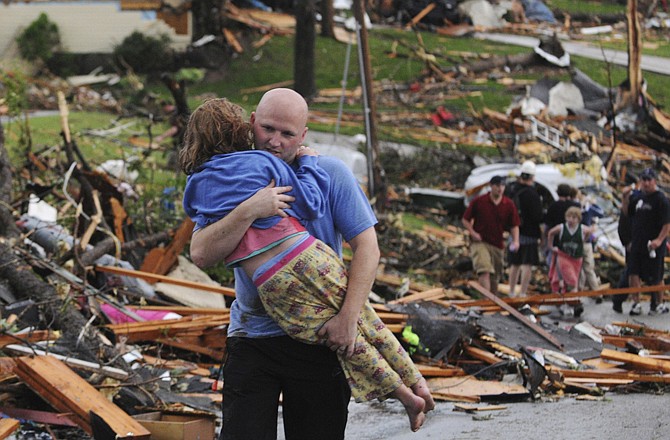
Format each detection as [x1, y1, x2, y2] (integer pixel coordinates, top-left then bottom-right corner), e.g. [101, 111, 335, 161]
[510, 225, 520, 251]
[462, 217, 481, 242]
[317, 227, 379, 359]
[190, 182, 294, 268]
[651, 222, 670, 250]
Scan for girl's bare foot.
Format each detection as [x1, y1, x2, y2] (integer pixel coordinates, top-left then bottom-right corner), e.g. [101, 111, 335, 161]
[412, 377, 436, 412]
[403, 393, 426, 432]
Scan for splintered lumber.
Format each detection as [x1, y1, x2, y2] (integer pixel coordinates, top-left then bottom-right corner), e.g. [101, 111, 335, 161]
[405, 2, 436, 29]
[416, 364, 466, 378]
[468, 281, 563, 350]
[464, 346, 503, 365]
[388, 287, 448, 304]
[105, 315, 229, 343]
[0, 418, 20, 440]
[427, 375, 528, 402]
[133, 306, 230, 316]
[0, 330, 57, 348]
[13, 356, 150, 439]
[555, 368, 670, 384]
[0, 408, 77, 427]
[140, 217, 195, 275]
[601, 348, 670, 373]
[95, 265, 236, 298]
[601, 335, 670, 352]
[4, 345, 129, 380]
[460, 284, 669, 308]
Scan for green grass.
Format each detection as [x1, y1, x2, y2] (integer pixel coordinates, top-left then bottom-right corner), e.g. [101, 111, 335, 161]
[546, 0, 625, 15]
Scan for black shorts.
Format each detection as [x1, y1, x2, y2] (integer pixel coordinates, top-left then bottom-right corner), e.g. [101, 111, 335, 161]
[508, 242, 540, 266]
[221, 336, 350, 440]
[627, 247, 666, 285]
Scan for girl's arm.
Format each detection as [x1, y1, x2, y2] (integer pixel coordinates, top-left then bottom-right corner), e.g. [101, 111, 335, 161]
[190, 182, 294, 268]
[546, 224, 561, 249]
[284, 147, 330, 221]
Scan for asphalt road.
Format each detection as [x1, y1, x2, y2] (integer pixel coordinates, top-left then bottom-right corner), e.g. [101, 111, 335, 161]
[475, 32, 670, 76]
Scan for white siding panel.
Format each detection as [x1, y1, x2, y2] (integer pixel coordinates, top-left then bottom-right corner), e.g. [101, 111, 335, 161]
[0, 2, 190, 57]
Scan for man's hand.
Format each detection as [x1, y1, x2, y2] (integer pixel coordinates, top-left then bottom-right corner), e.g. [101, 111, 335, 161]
[242, 179, 295, 218]
[470, 231, 482, 242]
[318, 313, 358, 359]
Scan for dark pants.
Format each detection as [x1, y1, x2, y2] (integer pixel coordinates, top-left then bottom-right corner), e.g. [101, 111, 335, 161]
[613, 266, 629, 307]
[221, 336, 351, 440]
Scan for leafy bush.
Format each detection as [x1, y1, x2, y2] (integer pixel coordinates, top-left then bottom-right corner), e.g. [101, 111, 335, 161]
[113, 32, 174, 74]
[16, 13, 61, 63]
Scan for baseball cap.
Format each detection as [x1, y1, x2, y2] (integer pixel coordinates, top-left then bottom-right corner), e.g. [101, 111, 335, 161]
[640, 167, 657, 180]
[520, 160, 536, 176]
[489, 175, 505, 185]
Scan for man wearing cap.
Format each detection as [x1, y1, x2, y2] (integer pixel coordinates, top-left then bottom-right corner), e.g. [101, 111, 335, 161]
[507, 160, 544, 297]
[462, 175, 520, 295]
[622, 167, 670, 315]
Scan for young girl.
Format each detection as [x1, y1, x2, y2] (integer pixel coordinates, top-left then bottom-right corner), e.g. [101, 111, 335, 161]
[546, 206, 596, 295]
[180, 98, 434, 432]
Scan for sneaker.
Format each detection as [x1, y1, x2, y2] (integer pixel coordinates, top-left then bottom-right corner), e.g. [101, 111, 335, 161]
[650, 303, 670, 315]
[612, 302, 623, 314]
[630, 302, 642, 316]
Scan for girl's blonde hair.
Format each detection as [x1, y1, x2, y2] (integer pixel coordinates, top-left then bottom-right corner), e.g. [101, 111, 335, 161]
[565, 206, 582, 222]
[178, 98, 253, 174]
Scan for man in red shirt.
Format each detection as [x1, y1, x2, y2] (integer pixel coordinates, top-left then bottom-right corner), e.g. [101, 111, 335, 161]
[462, 175, 521, 295]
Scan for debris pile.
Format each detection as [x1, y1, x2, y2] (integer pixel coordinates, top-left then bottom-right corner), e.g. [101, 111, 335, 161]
[0, 2, 669, 439]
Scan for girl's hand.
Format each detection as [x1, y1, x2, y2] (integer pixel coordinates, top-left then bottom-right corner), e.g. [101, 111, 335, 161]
[296, 145, 318, 158]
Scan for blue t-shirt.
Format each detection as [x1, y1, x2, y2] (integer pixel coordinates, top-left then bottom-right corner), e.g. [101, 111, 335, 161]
[227, 156, 378, 337]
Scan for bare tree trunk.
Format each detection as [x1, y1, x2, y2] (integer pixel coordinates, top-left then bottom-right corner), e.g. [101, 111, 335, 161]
[294, 0, 317, 100]
[627, 0, 642, 107]
[320, 0, 336, 38]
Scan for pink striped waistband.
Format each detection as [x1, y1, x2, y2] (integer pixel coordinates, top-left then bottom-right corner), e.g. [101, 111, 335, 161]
[253, 235, 316, 287]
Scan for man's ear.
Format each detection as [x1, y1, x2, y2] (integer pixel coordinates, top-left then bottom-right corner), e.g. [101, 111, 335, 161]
[250, 112, 256, 125]
[300, 126, 308, 143]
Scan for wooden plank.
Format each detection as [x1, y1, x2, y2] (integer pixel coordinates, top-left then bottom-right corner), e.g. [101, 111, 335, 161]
[405, 2, 437, 29]
[601, 348, 670, 373]
[456, 283, 669, 308]
[0, 418, 20, 440]
[416, 364, 466, 378]
[95, 265, 235, 298]
[5, 345, 128, 380]
[601, 335, 670, 352]
[13, 356, 150, 439]
[388, 287, 446, 304]
[105, 316, 228, 343]
[464, 346, 503, 365]
[428, 375, 528, 401]
[469, 281, 564, 350]
[0, 407, 77, 427]
[140, 217, 195, 275]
